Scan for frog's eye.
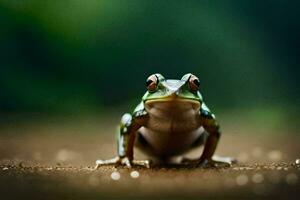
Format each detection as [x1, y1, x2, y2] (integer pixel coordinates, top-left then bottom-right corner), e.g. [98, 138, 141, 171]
[188, 75, 200, 91]
[146, 74, 158, 91]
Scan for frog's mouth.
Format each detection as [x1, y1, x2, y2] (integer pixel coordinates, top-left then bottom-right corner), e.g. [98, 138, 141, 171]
[145, 96, 201, 111]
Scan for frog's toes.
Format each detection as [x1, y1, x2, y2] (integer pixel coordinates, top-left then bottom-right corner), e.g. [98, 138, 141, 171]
[132, 159, 152, 168]
[205, 155, 237, 168]
[196, 159, 231, 168]
[94, 157, 152, 169]
[96, 157, 119, 165]
[94, 157, 121, 169]
[212, 155, 237, 165]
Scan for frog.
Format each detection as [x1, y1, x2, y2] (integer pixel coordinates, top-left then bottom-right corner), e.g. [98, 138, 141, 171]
[95, 73, 235, 168]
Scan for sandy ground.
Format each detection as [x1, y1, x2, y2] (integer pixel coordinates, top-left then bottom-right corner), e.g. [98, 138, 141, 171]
[0, 115, 300, 200]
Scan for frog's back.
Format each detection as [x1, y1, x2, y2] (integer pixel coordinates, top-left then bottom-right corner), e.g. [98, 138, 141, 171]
[139, 100, 204, 156]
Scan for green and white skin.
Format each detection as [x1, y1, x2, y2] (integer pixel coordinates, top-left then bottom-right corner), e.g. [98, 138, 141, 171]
[96, 73, 235, 168]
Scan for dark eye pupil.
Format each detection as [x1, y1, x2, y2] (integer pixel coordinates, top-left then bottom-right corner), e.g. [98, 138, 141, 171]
[193, 79, 200, 87]
[146, 79, 153, 87]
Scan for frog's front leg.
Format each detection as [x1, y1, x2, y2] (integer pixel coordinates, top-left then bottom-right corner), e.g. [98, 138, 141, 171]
[95, 104, 150, 169]
[182, 103, 235, 167]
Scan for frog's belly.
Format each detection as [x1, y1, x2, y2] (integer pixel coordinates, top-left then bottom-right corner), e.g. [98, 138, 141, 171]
[140, 100, 203, 156]
[139, 127, 204, 156]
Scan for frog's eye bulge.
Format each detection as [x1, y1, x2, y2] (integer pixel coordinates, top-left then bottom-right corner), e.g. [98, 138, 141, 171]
[181, 73, 192, 82]
[182, 73, 200, 91]
[146, 74, 159, 91]
[188, 75, 200, 91]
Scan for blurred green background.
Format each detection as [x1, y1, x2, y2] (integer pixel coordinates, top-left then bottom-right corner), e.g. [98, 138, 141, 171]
[0, 1, 299, 123]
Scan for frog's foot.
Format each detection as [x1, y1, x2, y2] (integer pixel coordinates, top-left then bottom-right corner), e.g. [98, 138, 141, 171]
[181, 155, 236, 168]
[212, 155, 237, 165]
[95, 157, 122, 169]
[131, 160, 151, 168]
[95, 156, 151, 169]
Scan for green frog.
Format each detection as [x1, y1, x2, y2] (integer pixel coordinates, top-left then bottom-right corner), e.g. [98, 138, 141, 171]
[95, 73, 235, 168]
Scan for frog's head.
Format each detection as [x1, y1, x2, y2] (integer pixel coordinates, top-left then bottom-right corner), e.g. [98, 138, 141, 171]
[142, 73, 203, 110]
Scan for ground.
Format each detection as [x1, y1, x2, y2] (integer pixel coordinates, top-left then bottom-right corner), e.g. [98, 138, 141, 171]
[0, 114, 299, 199]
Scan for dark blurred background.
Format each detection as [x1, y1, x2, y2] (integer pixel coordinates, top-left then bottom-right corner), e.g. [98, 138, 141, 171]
[0, 1, 299, 126]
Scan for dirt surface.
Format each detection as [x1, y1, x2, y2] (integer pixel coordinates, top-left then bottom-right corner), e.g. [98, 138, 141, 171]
[0, 116, 300, 200]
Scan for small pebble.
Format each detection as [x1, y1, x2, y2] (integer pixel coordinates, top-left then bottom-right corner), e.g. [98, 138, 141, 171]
[244, 167, 254, 170]
[130, 171, 140, 179]
[2, 167, 9, 171]
[111, 171, 121, 181]
[252, 173, 264, 183]
[269, 166, 276, 170]
[236, 174, 249, 186]
[286, 173, 298, 185]
[276, 167, 282, 170]
[295, 159, 300, 165]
